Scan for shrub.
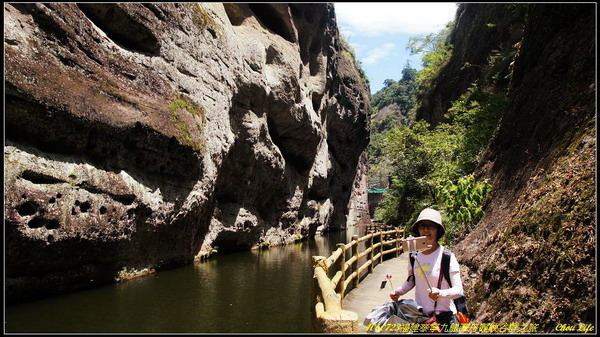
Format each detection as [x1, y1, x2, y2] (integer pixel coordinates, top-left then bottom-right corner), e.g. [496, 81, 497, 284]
[438, 174, 492, 244]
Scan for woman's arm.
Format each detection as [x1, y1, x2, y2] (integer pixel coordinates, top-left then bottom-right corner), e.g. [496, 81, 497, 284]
[393, 275, 416, 296]
[390, 261, 416, 300]
[438, 270, 463, 299]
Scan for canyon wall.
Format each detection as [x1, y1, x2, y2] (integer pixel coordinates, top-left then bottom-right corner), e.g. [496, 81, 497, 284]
[4, 3, 370, 303]
[416, 4, 595, 330]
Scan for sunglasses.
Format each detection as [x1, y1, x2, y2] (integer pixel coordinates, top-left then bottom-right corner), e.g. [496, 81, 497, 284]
[417, 223, 438, 230]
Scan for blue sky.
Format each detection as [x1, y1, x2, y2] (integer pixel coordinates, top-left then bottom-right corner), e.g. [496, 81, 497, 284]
[334, 3, 458, 94]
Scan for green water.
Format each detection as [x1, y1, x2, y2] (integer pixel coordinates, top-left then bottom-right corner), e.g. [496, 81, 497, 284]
[5, 227, 364, 333]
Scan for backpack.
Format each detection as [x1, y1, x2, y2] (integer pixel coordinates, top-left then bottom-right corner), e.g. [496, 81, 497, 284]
[409, 247, 470, 323]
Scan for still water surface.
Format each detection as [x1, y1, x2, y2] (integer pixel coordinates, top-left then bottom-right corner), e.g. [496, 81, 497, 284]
[6, 227, 364, 333]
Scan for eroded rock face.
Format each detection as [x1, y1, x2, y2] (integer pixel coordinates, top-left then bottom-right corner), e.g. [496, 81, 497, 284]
[448, 4, 595, 330]
[416, 4, 526, 125]
[4, 3, 370, 303]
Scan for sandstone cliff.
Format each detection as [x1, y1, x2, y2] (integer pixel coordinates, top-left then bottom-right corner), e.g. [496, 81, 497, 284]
[419, 4, 595, 330]
[4, 3, 370, 303]
[416, 4, 526, 125]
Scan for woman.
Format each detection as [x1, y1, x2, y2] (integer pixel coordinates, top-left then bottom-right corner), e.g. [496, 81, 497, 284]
[390, 208, 464, 331]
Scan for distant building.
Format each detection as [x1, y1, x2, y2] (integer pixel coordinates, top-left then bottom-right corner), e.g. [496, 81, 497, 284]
[367, 188, 387, 219]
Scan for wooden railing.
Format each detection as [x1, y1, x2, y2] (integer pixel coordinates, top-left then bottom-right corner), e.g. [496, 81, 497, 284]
[365, 221, 395, 234]
[311, 228, 405, 333]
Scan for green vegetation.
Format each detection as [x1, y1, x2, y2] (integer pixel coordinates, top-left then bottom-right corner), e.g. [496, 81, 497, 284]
[407, 22, 454, 95]
[367, 63, 418, 189]
[373, 120, 465, 229]
[169, 94, 205, 118]
[371, 64, 418, 130]
[169, 94, 206, 152]
[372, 85, 502, 243]
[446, 83, 507, 172]
[438, 174, 492, 244]
[368, 21, 506, 245]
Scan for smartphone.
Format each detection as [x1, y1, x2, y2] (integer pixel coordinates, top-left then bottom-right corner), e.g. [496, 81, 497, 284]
[401, 236, 430, 252]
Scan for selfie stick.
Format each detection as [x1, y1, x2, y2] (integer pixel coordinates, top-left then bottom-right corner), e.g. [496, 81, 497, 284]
[412, 252, 433, 292]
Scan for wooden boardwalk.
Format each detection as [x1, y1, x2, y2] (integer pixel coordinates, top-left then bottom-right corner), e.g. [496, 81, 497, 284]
[342, 253, 415, 333]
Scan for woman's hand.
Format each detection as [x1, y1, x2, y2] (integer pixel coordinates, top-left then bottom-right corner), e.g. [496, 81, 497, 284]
[428, 287, 440, 301]
[390, 291, 400, 302]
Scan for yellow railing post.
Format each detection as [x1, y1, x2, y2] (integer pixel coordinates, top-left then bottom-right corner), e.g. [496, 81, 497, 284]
[337, 243, 346, 302]
[379, 231, 384, 264]
[395, 228, 400, 257]
[368, 233, 374, 273]
[311, 256, 325, 332]
[352, 235, 359, 288]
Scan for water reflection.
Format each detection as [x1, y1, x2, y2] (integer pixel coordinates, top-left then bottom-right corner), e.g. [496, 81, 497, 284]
[5, 227, 362, 333]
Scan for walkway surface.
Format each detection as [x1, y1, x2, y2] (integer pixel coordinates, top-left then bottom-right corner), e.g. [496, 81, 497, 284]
[342, 253, 415, 333]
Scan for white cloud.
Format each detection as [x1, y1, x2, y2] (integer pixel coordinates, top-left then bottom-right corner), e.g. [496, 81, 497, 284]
[334, 3, 457, 36]
[361, 43, 396, 65]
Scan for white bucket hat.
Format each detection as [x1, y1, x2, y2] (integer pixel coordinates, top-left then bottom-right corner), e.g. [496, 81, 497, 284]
[411, 208, 445, 238]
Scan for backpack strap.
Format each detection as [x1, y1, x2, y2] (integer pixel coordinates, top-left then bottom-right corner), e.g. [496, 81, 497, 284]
[441, 247, 453, 288]
[441, 248, 470, 321]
